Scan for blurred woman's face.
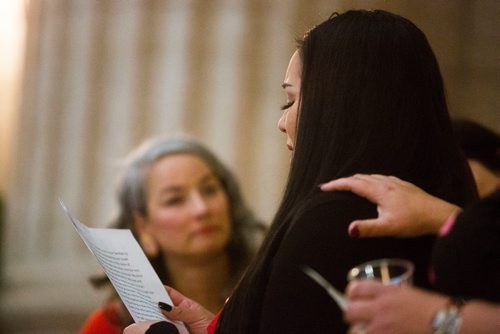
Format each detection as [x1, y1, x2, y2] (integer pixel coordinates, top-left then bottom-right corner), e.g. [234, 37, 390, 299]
[278, 50, 301, 151]
[136, 153, 231, 260]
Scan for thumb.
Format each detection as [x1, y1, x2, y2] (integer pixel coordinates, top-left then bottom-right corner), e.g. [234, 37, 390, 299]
[348, 219, 390, 238]
[160, 299, 194, 322]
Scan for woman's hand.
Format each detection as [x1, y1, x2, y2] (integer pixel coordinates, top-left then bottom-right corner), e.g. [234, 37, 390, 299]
[344, 280, 446, 334]
[160, 286, 215, 334]
[320, 174, 461, 238]
[124, 286, 215, 334]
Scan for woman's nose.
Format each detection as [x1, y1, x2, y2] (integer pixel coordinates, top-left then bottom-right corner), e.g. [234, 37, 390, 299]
[278, 112, 287, 133]
[190, 192, 209, 216]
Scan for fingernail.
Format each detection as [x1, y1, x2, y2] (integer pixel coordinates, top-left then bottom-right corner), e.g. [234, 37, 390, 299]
[158, 301, 173, 311]
[318, 183, 326, 188]
[349, 225, 360, 238]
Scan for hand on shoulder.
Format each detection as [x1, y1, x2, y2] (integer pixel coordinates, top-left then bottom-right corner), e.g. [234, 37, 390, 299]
[320, 174, 462, 238]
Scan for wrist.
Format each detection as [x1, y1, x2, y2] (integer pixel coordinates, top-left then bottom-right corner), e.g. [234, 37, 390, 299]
[459, 300, 500, 333]
[427, 198, 461, 235]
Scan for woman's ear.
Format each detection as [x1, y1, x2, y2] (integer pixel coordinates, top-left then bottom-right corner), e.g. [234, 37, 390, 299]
[133, 211, 159, 258]
[132, 210, 148, 234]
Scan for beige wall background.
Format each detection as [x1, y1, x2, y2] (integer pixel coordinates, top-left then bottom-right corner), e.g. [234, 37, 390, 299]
[1, 0, 499, 332]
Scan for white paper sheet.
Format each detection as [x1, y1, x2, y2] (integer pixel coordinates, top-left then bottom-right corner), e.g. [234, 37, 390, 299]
[60, 200, 188, 334]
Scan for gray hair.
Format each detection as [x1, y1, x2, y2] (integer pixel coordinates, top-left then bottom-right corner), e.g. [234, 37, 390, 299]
[111, 136, 266, 283]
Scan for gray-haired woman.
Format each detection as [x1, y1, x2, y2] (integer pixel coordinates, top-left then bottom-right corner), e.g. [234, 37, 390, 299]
[80, 137, 266, 334]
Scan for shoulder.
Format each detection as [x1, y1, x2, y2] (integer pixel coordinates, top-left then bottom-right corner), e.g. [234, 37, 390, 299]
[278, 190, 376, 252]
[293, 189, 376, 226]
[80, 303, 123, 334]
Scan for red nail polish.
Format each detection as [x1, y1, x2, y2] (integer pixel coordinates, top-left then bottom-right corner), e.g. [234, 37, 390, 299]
[349, 225, 360, 238]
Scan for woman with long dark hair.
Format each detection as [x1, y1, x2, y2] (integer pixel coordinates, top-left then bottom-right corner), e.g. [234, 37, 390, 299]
[125, 9, 477, 334]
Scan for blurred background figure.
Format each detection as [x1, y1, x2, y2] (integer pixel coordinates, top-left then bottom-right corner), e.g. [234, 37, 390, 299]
[80, 137, 265, 333]
[452, 119, 500, 198]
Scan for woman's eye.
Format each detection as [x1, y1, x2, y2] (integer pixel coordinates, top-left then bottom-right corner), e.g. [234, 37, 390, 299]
[280, 100, 295, 110]
[201, 183, 219, 196]
[163, 197, 184, 206]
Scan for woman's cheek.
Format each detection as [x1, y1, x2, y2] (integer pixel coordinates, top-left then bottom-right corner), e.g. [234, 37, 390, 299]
[150, 211, 188, 238]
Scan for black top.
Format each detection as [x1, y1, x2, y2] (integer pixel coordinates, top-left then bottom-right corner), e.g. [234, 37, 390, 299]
[257, 191, 435, 333]
[145, 321, 179, 334]
[432, 189, 500, 303]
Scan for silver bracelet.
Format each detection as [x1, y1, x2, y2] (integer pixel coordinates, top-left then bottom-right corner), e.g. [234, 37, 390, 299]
[431, 299, 464, 334]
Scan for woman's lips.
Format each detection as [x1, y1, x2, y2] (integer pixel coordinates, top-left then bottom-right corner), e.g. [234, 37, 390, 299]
[194, 226, 217, 236]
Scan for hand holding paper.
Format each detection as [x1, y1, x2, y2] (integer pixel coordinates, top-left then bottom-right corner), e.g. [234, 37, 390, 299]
[60, 200, 188, 334]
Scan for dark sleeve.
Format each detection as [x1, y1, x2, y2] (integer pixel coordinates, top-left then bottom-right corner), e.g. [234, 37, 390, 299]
[432, 189, 500, 303]
[257, 192, 435, 334]
[145, 321, 180, 334]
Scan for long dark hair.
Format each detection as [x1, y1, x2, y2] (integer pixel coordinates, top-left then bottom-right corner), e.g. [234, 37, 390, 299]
[216, 9, 476, 333]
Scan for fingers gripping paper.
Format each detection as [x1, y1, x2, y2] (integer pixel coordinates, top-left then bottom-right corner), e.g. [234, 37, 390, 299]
[60, 200, 188, 334]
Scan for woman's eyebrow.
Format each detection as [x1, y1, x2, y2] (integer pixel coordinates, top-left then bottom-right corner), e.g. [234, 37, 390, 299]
[159, 186, 182, 195]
